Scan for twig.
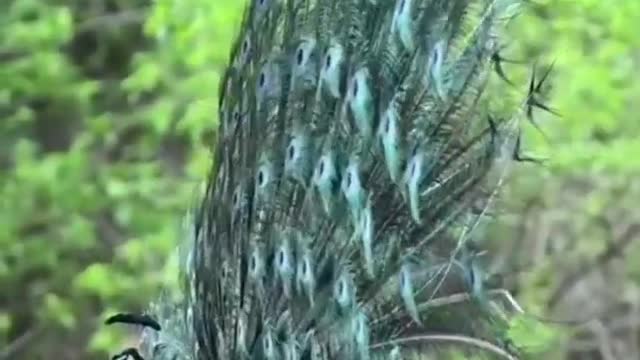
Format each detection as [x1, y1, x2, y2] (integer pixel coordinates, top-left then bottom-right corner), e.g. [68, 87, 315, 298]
[371, 334, 518, 360]
[587, 320, 616, 360]
[548, 223, 640, 309]
[76, 9, 148, 33]
[418, 289, 525, 314]
[373, 288, 525, 325]
[0, 326, 43, 360]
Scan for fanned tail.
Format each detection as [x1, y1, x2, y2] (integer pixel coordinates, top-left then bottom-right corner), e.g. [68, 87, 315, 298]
[107, 1, 556, 359]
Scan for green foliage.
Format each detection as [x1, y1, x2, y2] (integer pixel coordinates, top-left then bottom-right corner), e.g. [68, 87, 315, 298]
[1, 0, 638, 359]
[0, 0, 234, 357]
[507, 315, 562, 355]
[511, 0, 640, 173]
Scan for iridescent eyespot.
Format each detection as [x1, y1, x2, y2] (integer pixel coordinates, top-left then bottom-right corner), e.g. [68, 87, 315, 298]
[278, 250, 284, 265]
[233, 189, 240, 207]
[263, 335, 272, 352]
[242, 38, 249, 53]
[288, 144, 295, 159]
[296, 48, 304, 65]
[257, 170, 264, 186]
[411, 144, 418, 156]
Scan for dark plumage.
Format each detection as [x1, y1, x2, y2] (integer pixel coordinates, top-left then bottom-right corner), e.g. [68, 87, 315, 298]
[105, 313, 162, 331]
[109, 0, 555, 359]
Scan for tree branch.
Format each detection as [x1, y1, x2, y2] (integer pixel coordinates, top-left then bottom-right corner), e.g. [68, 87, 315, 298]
[0, 326, 44, 360]
[76, 9, 148, 33]
[548, 223, 640, 309]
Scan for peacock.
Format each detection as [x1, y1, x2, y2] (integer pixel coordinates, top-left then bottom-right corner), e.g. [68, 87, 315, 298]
[106, 0, 557, 359]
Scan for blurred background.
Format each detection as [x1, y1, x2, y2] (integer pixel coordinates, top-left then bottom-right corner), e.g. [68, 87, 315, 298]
[1, 0, 639, 359]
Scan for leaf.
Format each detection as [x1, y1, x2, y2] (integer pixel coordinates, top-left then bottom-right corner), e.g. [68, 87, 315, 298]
[42, 293, 76, 329]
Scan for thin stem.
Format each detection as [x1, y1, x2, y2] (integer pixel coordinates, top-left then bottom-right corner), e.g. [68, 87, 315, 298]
[371, 333, 518, 360]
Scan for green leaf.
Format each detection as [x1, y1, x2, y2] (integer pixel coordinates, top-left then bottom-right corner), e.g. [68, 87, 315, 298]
[42, 293, 76, 329]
